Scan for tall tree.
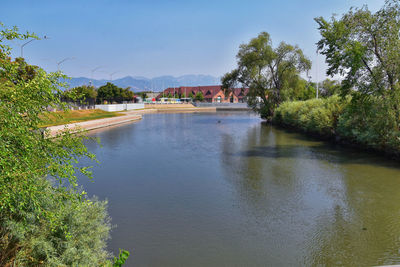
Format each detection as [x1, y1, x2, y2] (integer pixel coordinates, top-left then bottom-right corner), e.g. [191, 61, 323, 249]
[222, 32, 311, 120]
[315, 0, 400, 96]
[121, 87, 134, 102]
[316, 1, 400, 150]
[97, 82, 133, 103]
[64, 85, 97, 104]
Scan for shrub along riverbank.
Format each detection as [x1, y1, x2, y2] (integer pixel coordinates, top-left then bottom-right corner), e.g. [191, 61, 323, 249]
[273, 95, 400, 157]
[0, 25, 129, 266]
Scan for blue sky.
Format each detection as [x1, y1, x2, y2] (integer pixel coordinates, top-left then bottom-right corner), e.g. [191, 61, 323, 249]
[2, 0, 383, 81]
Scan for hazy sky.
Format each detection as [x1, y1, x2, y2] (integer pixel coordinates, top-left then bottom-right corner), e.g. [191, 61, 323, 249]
[2, 0, 383, 80]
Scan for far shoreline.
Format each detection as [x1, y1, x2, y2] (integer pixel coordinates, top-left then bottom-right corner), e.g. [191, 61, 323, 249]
[46, 106, 218, 136]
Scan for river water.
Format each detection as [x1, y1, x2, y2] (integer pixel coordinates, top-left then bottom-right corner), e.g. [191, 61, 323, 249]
[81, 112, 400, 266]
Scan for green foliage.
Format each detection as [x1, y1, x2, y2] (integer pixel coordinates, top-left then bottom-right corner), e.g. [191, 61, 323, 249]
[315, 0, 400, 96]
[63, 85, 97, 104]
[137, 91, 149, 99]
[318, 78, 341, 98]
[0, 24, 92, 222]
[0, 23, 123, 266]
[188, 92, 194, 99]
[282, 77, 316, 101]
[274, 95, 347, 137]
[1, 178, 111, 266]
[181, 92, 186, 98]
[274, 94, 400, 155]
[97, 82, 133, 104]
[112, 249, 130, 267]
[167, 92, 173, 98]
[337, 92, 400, 152]
[222, 32, 311, 120]
[195, 91, 204, 101]
[311, 0, 400, 155]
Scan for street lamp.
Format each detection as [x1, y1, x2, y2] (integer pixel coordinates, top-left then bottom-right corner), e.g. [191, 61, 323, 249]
[57, 57, 75, 71]
[315, 51, 319, 99]
[20, 35, 49, 58]
[109, 71, 119, 81]
[90, 66, 103, 86]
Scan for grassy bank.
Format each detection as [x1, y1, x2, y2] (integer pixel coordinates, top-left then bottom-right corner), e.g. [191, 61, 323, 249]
[273, 95, 400, 157]
[40, 109, 123, 127]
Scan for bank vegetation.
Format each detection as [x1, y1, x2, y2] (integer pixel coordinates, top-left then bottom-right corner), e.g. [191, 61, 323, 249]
[273, 95, 400, 156]
[0, 24, 129, 266]
[224, 0, 400, 157]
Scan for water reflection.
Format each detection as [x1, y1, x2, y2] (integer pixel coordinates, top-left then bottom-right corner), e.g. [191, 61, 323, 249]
[220, 121, 400, 266]
[81, 112, 400, 266]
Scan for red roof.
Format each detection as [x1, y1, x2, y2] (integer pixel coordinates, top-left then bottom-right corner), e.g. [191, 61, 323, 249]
[233, 87, 249, 98]
[157, 85, 248, 99]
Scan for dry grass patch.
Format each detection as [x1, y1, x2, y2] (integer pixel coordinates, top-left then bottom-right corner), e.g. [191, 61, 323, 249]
[40, 109, 124, 127]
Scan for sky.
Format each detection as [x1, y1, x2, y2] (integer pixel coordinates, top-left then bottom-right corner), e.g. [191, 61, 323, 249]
[1, 0, 384, 81]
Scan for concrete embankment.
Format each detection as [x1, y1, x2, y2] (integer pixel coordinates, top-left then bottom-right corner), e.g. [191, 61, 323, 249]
[144, 103, 216, 112]
[193, 103, 251, 111]
[46, 114, 142, 137]
[46, 105, 217, 136]
[153, 107, 216, 113]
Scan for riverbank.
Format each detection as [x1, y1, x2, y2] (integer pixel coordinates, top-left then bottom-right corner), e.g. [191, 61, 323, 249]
[40, 109, 124, 127]
[273, 96, 400, 159]
[193, 102, 251, 111]
[46, 113, 143, 137]
[46, 106, 217, 136]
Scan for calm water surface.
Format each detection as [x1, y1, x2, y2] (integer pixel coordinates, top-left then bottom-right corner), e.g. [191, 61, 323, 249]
[81, 112, 400, 266]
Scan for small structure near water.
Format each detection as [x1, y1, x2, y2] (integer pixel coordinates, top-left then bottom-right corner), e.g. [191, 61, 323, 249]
[95, 103, 145, 112]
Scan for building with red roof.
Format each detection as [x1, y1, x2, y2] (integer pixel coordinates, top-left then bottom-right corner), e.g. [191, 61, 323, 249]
[156, 85, 249, 103]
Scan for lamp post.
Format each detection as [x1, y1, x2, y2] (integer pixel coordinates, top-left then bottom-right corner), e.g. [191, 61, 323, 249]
[57, 57, 75, 71]
[315, 52, 319, 99]
[90, 66, 103, 86]
[20, 35, 49, 58]
[109, 71, 119, 81]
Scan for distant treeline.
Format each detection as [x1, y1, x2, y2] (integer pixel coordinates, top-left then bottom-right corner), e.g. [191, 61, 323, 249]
[62, 82, 134, 104]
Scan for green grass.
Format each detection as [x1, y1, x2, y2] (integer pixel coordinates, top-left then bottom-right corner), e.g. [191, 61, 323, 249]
[40, 109, 123, 127]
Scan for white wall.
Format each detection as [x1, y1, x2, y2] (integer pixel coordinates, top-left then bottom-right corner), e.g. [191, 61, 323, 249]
[95, 103, 144, 112]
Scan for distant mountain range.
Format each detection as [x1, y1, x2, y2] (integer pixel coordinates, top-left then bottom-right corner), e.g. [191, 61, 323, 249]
[65, 75, 221, 92]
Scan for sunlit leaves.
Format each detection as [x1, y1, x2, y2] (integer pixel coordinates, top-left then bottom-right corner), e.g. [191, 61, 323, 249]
[315, 0, 400, 95]
[0, 23, 111, 265]
[221, 32, 311, 120]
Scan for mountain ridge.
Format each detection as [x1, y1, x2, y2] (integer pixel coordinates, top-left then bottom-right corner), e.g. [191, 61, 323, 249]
[66, 74, 221, 92]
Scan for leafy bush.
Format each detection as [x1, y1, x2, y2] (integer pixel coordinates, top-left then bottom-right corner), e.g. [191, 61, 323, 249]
[273, 95, 347, 137]
[337, 93, 400, 153]
[274, 94, 400, 156]
[0, 23, 128, 266]
[0, 178, 111, 266]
